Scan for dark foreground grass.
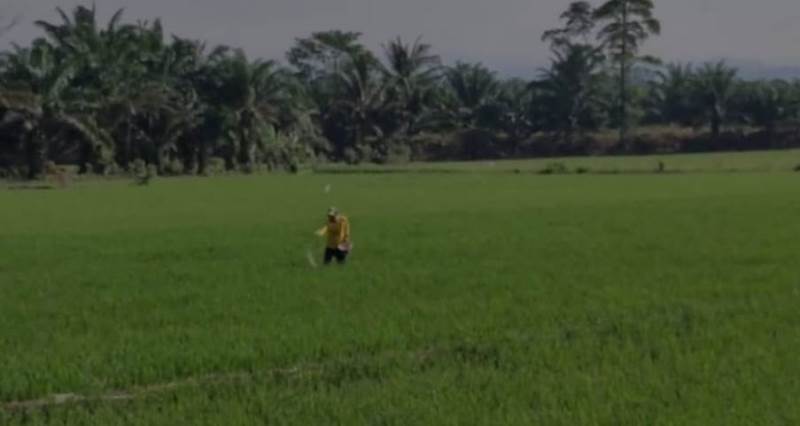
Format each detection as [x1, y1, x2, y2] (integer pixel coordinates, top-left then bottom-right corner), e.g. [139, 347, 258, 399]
[1, 172, 798, 425]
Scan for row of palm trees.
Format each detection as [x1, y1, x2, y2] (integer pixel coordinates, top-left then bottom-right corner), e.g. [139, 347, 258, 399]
[645, 62, 800, 140]
[0, 3, 798, 178]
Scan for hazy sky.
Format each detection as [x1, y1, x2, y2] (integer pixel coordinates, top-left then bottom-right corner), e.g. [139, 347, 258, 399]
[3, 0, 800, 76]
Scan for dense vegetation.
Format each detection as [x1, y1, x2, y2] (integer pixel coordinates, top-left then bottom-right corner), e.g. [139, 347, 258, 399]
[0, 0, 799, 179]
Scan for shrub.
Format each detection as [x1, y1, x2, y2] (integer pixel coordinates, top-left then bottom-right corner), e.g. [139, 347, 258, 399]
[164, 159, 184, 175]
[131, 159, 148, 177]
[375, 143, 412, 165]
[44, 161, 59, 175]
[103, 162, 123, 176]
[343, 148, 360, 165]
[356, 145, 376, 163]
[540, 162, 569, 175]
[263, 135, 316, 172]
[205, 157, 226, 175]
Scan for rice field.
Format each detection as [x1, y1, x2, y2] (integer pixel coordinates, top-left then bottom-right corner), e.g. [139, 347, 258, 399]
[1, 155, 799, 425]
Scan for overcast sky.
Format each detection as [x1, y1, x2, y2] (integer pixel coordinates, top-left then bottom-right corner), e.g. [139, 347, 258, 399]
[3, 0, 800, 77]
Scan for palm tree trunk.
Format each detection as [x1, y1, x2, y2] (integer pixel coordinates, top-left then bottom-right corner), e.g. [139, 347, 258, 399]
[25, 131, 45, 180]
[353, 118, 363, 147]
[620, 62, 627, 147]
[78, 141, 93, 174]
[619, 1, 629, 148]
[238, 127, 255, 172]
[186, 147, 197, 174]
[766, 122, 776, 148]
[155, 146, 165, 175]
[122, 118, 133, 170]
[197, 142, 209, 175]
[711, 112, 720, 140]
[224, 140, 236, 171]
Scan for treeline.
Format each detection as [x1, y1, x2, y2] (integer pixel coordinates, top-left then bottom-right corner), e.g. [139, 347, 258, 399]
[0, 1, 799, 179]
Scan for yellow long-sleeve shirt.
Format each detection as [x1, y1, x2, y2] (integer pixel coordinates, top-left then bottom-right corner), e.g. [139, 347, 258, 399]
[318, 215, 351, 249]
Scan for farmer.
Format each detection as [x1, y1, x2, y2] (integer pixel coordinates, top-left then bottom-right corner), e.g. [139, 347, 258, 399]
[316, 207, 352, 265]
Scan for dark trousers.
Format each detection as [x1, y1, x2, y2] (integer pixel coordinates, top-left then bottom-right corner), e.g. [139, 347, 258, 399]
[324, 248, 349, 265]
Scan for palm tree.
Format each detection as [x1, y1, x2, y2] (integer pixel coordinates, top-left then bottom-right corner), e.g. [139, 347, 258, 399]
[0, 41, 111, 178]
[34, 6, 137, 94]
[271, 74, 325, 157]
[332, 52, 388, 154]
[495, 79, 536, 154]
[439, 62, 501, 129]
[645, 62, 697, 126]
[532, 43, 607, 142]
[204, 48, 291, 171]
[593, 0, 661, 145]
[736, 80, 798, 144]
[90, 19, 206, 174]
[32, 5, 170, 173]
[287, 30, 369, 84]
[99, 18, 164, 170]
[382, 37, 441, 136]
[287, 30, 375, 159]
[31, 5, 119, 167]
[693, 61, 738, 139]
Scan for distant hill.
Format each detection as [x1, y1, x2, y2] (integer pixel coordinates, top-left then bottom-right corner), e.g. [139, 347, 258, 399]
[726, 60, 800, 81]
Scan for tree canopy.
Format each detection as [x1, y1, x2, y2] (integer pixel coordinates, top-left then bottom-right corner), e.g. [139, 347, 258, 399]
[0, 3, 798, 179]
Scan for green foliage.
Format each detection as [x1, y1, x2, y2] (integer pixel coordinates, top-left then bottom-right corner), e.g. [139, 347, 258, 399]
[540, 161, 570, 174]
[2, 2, 800, 178]
[542, 1, 596, 47]
[532, 43, 607, 139]
[0, 6, 320, 178]
[0, 171, 798, 423]
[644, 63, 699, 126]
[693, 61, 739, 138]
[438, 62, 501, 130]
[734, 80, 800, 134]
[593, 0, 661, 143]
[204, 157, 227, 175]
[381, 37, 442, 138]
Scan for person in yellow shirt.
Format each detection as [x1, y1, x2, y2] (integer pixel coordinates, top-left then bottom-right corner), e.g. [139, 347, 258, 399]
[316, 207, 352, 265]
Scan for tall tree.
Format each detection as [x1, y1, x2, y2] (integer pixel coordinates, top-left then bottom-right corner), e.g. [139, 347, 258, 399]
[439, 62, 500, 129]
[0, 41, 111, 177]
[286, 30, 368, 84]
[332, 52, 387, 152]
[286, 31, 374, 158]
[495, 78, 537, 154]
[31, 5, 137, 172]
[382, 36, 441, 136]
[645, 62, 697, 126]
[542, 1, 596, 47]
[693, 61, 737, 139]
[736, 80, 798, 144]
[593, 0, 661, 145]
[204, 48, 291, 171]
[532, 43, 607, 143]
